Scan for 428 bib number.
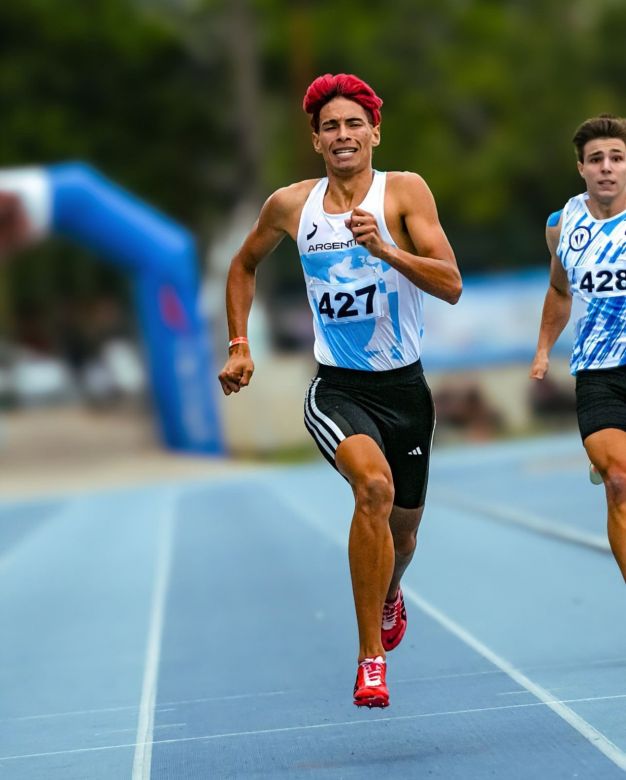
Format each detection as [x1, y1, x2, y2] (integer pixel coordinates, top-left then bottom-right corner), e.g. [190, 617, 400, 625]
[574, 265, 626, 297]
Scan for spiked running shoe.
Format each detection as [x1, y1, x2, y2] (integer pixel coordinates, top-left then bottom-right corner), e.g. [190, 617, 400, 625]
[353, 656, 389, 708]
[589, 463, 603, 486]
[382, 586, 407, 651]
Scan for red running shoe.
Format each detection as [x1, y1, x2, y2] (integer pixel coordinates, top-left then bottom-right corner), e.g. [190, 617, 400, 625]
[381, 586, 407, 651]
[353, 656, 389, 708]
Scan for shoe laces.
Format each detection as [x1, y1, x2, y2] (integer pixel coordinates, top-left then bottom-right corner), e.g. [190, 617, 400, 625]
[382, 592, 400, 629]
[360, 656, 384, 686]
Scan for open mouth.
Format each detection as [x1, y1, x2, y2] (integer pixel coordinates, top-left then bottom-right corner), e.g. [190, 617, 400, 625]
[333, 147, 357, 158]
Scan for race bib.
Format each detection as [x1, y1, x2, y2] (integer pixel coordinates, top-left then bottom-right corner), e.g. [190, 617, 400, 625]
[571, 262, 626, 298]
[309, 275, 382, 325]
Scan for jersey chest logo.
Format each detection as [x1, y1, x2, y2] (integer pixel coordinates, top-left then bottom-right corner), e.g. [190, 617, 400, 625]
[569, 226, 592, 251]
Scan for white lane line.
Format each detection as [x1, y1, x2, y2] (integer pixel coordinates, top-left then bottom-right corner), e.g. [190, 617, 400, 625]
[395, 668, 504, 685]
[96, 723, 186, 737]
[0, 690, 288, 724]
[433, 492, 610, 553]
[3, 693, 626, 762]
[497, 687, 570, 698]
[396, 653, 626, 685]
[17, 652, 613, 725]
[131, 489, 177, 780]
[271, 488, 626, 773]
[402, 585, 626, 771]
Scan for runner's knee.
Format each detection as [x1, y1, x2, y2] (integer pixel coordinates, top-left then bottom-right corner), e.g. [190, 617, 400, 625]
[393, 527, 418, 557]
[353, 471, 394, 516]
[389, 505, 423, 555]
[604, 463, 626, 505]
[601, 460, 626, 500]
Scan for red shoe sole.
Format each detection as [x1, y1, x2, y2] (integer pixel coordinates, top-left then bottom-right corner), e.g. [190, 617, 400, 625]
[354, 696, 390, 708]
[353, 691, 390, 708]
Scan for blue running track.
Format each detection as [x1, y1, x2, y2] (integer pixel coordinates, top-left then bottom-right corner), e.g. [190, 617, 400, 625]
[1, 433, 625, 778]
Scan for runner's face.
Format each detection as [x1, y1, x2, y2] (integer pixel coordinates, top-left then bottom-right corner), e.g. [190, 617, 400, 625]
[578, 138, 626, 206]
[312, 97, 380, 174]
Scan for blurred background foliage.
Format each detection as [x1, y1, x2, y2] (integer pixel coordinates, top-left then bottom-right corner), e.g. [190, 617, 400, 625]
[1, 0, 625, 340]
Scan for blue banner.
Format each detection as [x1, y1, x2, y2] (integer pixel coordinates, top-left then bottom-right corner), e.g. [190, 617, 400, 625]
[49, 162, 224, 454]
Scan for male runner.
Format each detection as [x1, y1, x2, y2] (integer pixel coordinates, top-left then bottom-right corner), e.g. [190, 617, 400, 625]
[219, 73, 462, 707]
[530, 114, 626, 582]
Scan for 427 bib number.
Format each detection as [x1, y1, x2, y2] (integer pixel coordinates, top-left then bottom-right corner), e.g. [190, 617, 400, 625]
[310, 276, 382, 325]
[574, 264, 626, 298]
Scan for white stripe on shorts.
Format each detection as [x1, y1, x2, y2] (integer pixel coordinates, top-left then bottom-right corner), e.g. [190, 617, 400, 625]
[304, 386, 339, 459]
[304, 415, 335, 461]
[304, 378, 345, 460]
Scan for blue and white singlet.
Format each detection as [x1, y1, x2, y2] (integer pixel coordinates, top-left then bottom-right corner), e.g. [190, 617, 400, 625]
[555, 192, 626, 374]
[296, 170, 423, 371]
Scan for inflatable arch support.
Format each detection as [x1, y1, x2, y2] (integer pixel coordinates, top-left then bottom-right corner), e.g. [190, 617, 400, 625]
[0, 162, 224, 455]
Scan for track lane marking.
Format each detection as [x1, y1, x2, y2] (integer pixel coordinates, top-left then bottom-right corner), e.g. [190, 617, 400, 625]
[272, 488, 626, 772]
[432, 491, 610, 552]
[131, 489, 177, 780]
[2, 692, 626, 762]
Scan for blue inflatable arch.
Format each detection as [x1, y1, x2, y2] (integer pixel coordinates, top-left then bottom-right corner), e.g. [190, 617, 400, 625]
[4, 162, 224, 455]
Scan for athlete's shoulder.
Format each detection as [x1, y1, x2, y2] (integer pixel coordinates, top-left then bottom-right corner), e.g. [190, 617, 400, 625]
[545, 192, 585, 238]
[545, 206, 565, 253]
[260, 179, 320, 232]
[385, 171, 435, 211]
[546, 209, 563, 229]
[270, 179, 320, 210]
[386, 170, 429, 190]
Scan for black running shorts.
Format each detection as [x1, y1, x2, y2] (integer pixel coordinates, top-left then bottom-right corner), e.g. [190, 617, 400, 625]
[575, 364, 626, 441]
[304, 360, 435, 509]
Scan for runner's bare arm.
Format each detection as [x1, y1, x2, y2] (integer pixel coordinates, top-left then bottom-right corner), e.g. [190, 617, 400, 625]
[219, 186, 303, 395]
[0, 193, 31, 259]
[530, 222, 572, 380]
[347, 173, 461, 303]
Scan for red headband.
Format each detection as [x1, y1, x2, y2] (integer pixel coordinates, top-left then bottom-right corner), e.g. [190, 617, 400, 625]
[303, 73, 383, 130]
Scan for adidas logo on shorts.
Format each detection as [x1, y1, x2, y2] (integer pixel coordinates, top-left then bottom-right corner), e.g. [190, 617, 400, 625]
[407, 446, 422, 456]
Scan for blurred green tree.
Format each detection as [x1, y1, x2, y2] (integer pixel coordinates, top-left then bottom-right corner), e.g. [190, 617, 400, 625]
[0, 0, 236, 337]
[1, 0, 625, 343]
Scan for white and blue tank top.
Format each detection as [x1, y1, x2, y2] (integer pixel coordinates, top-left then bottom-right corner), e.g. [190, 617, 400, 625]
[296, 170, 424, 371]
[553, 192, 626, 374]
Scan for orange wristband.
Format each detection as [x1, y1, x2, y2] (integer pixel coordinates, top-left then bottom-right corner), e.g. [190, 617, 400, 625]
[228, 336, 249, 349]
